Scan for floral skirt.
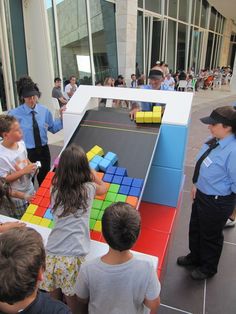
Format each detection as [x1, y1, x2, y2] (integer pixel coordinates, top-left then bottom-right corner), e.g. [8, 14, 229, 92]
[40, 254, 85, 296]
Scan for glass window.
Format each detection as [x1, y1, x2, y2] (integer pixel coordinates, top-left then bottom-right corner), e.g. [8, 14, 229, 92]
[45, 0, 59, 77]
[194, 0, 200, 26]
[89, 0, 118, 83]
[179, 0, 189, 23]
[209, 7, 216, 31]
[151, 18, 162, 67]
[177, 23, 187, 70]
[136, 11, 144, 75]
[56, 0, 91, 85]
[138, 0, 143, 8]
[205, 32, 213, 68]
[145, 0, 161, 14]
[168, 0, 178, 19]
[167, 19, 176, 72]
[216, 15, 221, 33]
[200, 0, 208, 29]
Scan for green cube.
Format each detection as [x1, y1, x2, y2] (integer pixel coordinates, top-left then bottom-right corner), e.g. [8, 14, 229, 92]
[97, 211, 104, 220]
[48, 220, 55, 229]
[102, 201, 112, 210]
[90, 208, 99, 220]
[115, 194, 127, 202]
[109, 184, 120, 194]
[89, 218, 96, 230]
[92, 199, 103, 210]
[105, 192, 116, 202]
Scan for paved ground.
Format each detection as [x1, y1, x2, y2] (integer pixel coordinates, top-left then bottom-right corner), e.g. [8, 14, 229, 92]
[48, 85, 236, 314]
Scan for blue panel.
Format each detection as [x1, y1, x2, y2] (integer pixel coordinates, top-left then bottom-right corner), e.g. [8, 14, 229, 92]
[106, 166, 117, 174]
[103, 174, 113, 183]
[129, 187, 141, 197]
[132, 178, 144, 188]
[112, 175, 123, 184]
[119, 185, 130, 195]
[142, 165, 183, 207]
[115, 167, 127, 176]
[44, 209, 53, 220]
[122, 177, 133, 186]
[99, 159, 112, 172]
[104, 152, 118, 165]
[152, 124, 189, 169]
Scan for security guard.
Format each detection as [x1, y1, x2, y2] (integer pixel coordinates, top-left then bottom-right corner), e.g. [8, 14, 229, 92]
[177, 106, 236, 280]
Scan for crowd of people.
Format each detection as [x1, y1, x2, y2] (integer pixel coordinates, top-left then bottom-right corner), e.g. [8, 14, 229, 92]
[0, 66, 235, 313]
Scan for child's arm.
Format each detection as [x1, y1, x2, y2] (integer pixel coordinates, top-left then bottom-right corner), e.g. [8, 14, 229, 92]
[90, 169, 108, 195]
[76, 297, 89, 314]
[0, 221, 26, 233]
[11, 190, 34, 202]
[5, 163, 37, 183]
[144, 296, 160, 312]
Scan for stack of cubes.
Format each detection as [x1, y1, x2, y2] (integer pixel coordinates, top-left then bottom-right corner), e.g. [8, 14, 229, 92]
[22, 145, 144, 236]
[135, 106, 162, 123]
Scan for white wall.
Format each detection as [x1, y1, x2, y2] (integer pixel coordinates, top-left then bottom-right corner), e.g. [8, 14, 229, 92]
[22, 0, 54, 109]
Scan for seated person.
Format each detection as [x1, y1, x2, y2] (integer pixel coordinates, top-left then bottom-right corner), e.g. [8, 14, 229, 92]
[76, 202, 161, 314]
[0, 227, 71, 313]
[52, 78, 67, 108]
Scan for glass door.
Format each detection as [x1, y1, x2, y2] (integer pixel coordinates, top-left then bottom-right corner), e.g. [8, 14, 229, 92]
[190, 28, 203, 73]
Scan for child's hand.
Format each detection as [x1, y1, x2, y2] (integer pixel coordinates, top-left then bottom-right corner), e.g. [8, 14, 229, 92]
[22, 163, 37, 175]
[1, 221, 26, 232]
[24, 192, 35, 202]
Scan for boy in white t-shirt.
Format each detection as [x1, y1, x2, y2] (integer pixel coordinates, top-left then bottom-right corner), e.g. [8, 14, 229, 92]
[0, 115, 36, 218]
[75, 202, 161, 314]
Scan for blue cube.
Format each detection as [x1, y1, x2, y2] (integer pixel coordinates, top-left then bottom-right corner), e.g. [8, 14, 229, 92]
[115, 167, 127, 176]
[106, 166, 117, 175]
[99, 159, 112, 172]
[119, 185, 130, 195]
[112, 175, 123, 184]
[44, 208, 53, 220]
[89, 161, 99, 171]
[132, 178, 144, 188]
[129, 187, 141, 197]
[104, 152, 118, 165]
[122, 176, 133, 186]
[91, 155, 103, 164]
[103, 173, 114, 183]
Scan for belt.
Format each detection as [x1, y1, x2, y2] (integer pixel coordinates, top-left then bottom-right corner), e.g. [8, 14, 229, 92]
[197, 189, 236, 200]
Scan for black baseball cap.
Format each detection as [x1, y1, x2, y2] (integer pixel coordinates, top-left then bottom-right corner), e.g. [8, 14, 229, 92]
[200, 106, 236, 127]
[148, 69, 163, 80]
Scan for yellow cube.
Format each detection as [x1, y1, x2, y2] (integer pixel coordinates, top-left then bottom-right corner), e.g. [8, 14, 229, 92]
[135, 112, 145, 123]
[153, 112, 161, 123]
[93, 220, 102, 232]
[86, 151, 95, 161]
[40, 218, 52, 228]
[30, 216, 42, 225]
[144, 112, 153, 123]
[91, 145, 104, 156]
[153, 106, 162, 112]
[21, 213, 33, 222]
[26, 204, 38, 215]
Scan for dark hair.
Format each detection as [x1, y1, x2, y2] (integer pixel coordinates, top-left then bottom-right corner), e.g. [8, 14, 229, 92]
[16, 76, 41, 104]
[102, 202, 141, 251]
[69, 75, 76, 80]
[52, 144, 93, 217]
[0, 227, 45, 304]
[131, 74, 136, 78]
[0, 115, 17, 137]
[0, 177, 14, 209]
[54, 77, 61, 83]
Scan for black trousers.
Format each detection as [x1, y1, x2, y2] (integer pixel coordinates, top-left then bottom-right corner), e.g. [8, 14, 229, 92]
[189, 189, 235, 275]
[27, 145, 51, 186]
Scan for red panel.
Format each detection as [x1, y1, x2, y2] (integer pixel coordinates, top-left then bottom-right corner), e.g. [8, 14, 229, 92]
[132, 227, 170, 269]
[41, 179, 51, 188]
[34, 206, 47, 217]
[90, 231, 102, 241]
[45, 172, 55, 180]
[44, 189, 51, 198]
[31, 196, 43, 205]
[36, 187, 47, 197]
[40, 197, 50, 208]
[139, 201, 177, 234]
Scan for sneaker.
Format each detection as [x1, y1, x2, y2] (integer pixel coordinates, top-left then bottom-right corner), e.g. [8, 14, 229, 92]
[191, 268, 213, 280]
[177, 255, 198, 267]
[224, 219, 236, 228]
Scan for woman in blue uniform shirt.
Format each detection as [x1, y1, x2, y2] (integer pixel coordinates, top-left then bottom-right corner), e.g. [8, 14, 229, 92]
[177, 106, 236, 280]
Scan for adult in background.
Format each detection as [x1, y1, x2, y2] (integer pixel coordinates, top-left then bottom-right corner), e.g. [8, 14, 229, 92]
[52, 77, 67, 108]
[64, 76, 77, 100]
[177, 106, 236, 280]
[9, 77, 64, 186]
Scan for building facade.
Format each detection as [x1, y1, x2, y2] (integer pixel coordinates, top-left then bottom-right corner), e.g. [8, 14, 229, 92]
[0, 0, 236, 111]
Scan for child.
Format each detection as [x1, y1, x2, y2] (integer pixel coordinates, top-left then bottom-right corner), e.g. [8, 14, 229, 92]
[0, 227, 71, 313]
[40, 144, 107, 314]
[75, 202, 161, 314]
[0, 115, 36, 219]
[0, 177, 34, 218]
